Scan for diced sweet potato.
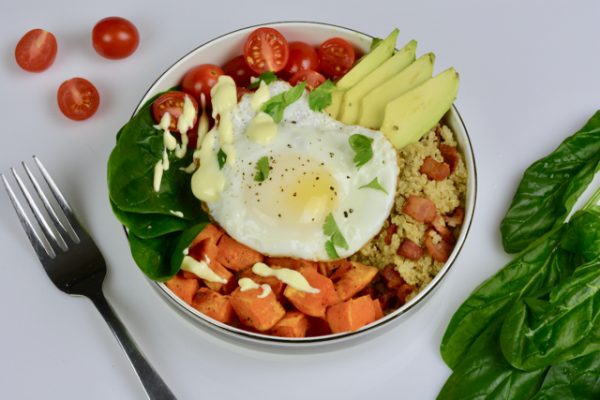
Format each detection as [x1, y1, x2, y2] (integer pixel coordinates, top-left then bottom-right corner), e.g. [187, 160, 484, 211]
[270, 311, 309, 338]
[203, 261, 235, 294]
[230, 287, 285, 331]
[318, 259, 351, 277]
[266, 257, 318, 271]
[216, 235, 263, 271]
[326, 295, 378, 333]
[189, 224, 224, 262]
[238, 269, 285, 300]
[165, 274, 199, 305]
[284, 267, 340, 318]
[191, 288, 234, 324]
[306, 317, 332, 337]
[331, 262, 378, 301]
[372, 299, 384, 319]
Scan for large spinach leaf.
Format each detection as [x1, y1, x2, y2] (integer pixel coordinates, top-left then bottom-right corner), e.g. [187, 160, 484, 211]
[530, 352, 600, 400]
[440, 228, 568, 369]
[500, 111, 600, 253]
[561, 208, 600, 262]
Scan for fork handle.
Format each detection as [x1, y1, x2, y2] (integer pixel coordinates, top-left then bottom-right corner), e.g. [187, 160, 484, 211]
[90, 293, 177, 400]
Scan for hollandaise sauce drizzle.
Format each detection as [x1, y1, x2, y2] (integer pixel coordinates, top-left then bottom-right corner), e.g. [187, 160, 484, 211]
[252, 262, 320, 294]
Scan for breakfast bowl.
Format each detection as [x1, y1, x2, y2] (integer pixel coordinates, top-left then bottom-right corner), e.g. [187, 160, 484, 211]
[110, 21, 476, 347]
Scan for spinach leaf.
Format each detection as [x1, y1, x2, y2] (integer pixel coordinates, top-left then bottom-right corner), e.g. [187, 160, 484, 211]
[561, 208, 600, 262]
[169, 223, 209, 275]
[530, 352, 600, 400]
[500, 111, 600, 253]
[440, 228, 567, 369]
[500, 257, 600, 371]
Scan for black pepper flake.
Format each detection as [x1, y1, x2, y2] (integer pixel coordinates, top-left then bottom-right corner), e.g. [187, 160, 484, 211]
[293, 192, 297, 197]
[320, 162, 324, 166]
[346, 175, 350, 179]
[329, 152, 334, 158]
[316, 177, 320, 180]
[349, 208, 354, 213]
[311, 218, 315, 222]
[329, 186, 334, 191]
[344, 211, 348, 218]
[291, 121, 297, 124]
[287, 144, 292, 148]
[278, 213, 282, 218]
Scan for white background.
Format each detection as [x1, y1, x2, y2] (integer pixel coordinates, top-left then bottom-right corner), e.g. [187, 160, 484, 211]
[1, 1, 600, 399]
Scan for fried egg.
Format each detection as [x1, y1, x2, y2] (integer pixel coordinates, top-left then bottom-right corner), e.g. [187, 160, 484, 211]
[205, 81, 399, 260]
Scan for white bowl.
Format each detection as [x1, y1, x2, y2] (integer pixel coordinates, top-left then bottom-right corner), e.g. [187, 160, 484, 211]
[133, 21, 477, 347]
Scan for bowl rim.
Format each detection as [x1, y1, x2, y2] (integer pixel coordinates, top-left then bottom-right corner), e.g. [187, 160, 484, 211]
[129, 20, 478, 345]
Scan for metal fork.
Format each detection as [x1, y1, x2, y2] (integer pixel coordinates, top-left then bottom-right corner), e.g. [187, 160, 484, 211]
[1, 156, 176, 400]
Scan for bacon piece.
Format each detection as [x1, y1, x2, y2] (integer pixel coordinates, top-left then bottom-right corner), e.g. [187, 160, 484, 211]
[397, 283, 415, 305]
[432, 214, 455, 243]
[397, 239, 425, 260]
[403, 195, 436, 223]
[384, 222, 398, 245]
[381, 264, 405, 289]
[420, 156, 450, 181]
[439, 144, 460, 173]
[445, 207, 465, 228]
[424, 230, 453, 262]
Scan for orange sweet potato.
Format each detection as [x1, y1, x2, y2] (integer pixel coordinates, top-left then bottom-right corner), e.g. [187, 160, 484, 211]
[216, 235, 263, 271]
[266, 257, 318, 271]
[318, 259, 352, 277]
[165, 274, 199, 305]
[238, 269, 285, 300]
[230, 287, 285, 331]
[372, 298, 384, 320]
[331, 262, 378, 301]
[191, 288, 234, 324]
[284, 267, 340, 318]
[203, 260, 235, 294]
[270, 311, 309, 338]
[189, 224, 224, 263]
[326, 295, 379, 333]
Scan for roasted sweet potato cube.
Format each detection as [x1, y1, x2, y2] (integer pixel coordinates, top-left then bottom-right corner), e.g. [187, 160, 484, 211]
[230, 287, 285, 331]
[326, 295, 378, 333]
[270, 311, 310, 338]
[216, 235, 263, 271]
[266, 257, 318, 271]
[238, 269, 285, 300]
[332, 262, 378, 301]
[372, 299, 384, 320]
[191, 288, 234, 324]
[284, 267, 340, 318]
[189, 224, 224, 262]
[319, 259, 352, 277]
[165, 274, 199, 305]
[203, 261, 235, 294]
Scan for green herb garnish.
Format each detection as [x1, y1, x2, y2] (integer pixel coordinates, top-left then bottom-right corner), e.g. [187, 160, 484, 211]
[323, 213, 348, 259]
[308, 80, 336, 111]
[348, 134, 374, 168]
[359, 177, 388, 194]
[261, 82, 306, 123]
[248, 71, 278, 90]
[254, 156, 270, 182]
[217, 149, 227, 169]
[324, 239, 339, 259]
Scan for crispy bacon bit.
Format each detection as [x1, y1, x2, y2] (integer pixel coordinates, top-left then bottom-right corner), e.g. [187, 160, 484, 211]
[403, 195, 436, 223]
[432, 214, 454, 243]
[385, 223, 398, 245]
[397, 239, 425, 260]
[397, 283, 415, 304]
[420, 156, 450, 181]
[439, 144, 460, 173]
[424, 230, 453, 262]
[381, 264, 405, 289]
[445, 207, 465, 228]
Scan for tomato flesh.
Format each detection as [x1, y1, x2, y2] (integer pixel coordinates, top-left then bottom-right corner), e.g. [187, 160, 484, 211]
[289, 70, 325, 91]
[57, 78, 100, 121]
[15, 29, 58, 72]
[92, 16, 139, 59]
[152, 91, 198, 132]
[222, 55, 256, 88]
[318, 37, 356, 79]
[282, 42, 319, 79]
[243, 27, 289, 74]
[182, 64, 224, 103]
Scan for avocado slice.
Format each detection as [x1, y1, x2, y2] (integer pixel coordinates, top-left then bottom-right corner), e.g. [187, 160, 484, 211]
[338, 40, 417, 125]
[358, 53, 435, 130]
[380, 68, 459, 149]
[325, 28, 399, 118]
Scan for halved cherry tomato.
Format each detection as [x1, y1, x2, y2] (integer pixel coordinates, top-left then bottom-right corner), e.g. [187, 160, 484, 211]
[317, 37, 355, 79]
[92, 17, 139, 59]
[56, 78, 100, 121]
[236, 86, 252, 101]
[282, 42, 319, 79]
[222, 55, 256, 88]
[15, 29, 58, 72]
[182, 64, 224, 103]
[243, 27, 289, 74]
[152, 91, 198, 132]
[289, 70, 325, 90]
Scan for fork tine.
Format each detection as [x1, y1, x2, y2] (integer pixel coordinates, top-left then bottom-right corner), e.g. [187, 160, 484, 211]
[1, 173, 56, 259]
[33, 156, 81, 243]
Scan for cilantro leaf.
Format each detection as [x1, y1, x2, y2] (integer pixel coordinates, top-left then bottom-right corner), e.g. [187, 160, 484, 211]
[348, 134, 374, 168]
[261, 82, 306, 123]
[370, 37, 383, 51]
[247, 71, 277, 90]
[323, 213, 348, 250]
[325, 239, 339, 259]
[359, 177, 388, 194]
[308, 80, 336, 111]
[217, 148, 227, 169]
[254, 156, 270, 182]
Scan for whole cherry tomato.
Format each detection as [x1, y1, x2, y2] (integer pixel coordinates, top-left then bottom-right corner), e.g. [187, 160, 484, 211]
[92, 16, 139, 59]
[282, 42, 319, 79]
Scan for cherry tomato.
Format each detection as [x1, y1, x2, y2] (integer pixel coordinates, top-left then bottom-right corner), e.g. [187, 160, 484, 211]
[236, 86, 252, 101]
[222, 55, 256, 88]
[243, 27, 289, 74]
[56, 78, 100, 121]
[152, 91, 198, 132]
[15, 29, 57, 72]
[92, 17, 139, 59]
[182, 64, 224, 103]
[317, 37, 355, 79]
[282, 42, 319, 79]
[289, 70, 326, 91]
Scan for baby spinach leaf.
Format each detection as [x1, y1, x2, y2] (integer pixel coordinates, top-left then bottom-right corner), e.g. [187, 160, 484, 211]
[561, 208, 600, 262]
[247, 71, 277, 89]
[254, 156, 270, 182]
[128, 231, 181, 281]
[349, 134, 374, 168]
[440, 227, 567, 369]
[359, 177, 388, 194]
[500, 110, 600, 253]
[261, 82, 306, 123]
[308, 80, 335, 112]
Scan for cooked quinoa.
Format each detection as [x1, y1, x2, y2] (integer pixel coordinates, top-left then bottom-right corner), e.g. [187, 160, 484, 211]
[351, 124, 467, 298]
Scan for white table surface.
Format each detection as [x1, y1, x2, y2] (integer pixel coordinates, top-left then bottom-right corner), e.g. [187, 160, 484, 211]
[2, 1, 600, 399]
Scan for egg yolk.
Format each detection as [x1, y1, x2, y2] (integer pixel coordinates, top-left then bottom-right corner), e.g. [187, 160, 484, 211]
[245, 154, 338, 227]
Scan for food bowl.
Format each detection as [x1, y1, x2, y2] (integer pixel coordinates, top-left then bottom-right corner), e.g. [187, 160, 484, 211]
[133, 21, 476, 346]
